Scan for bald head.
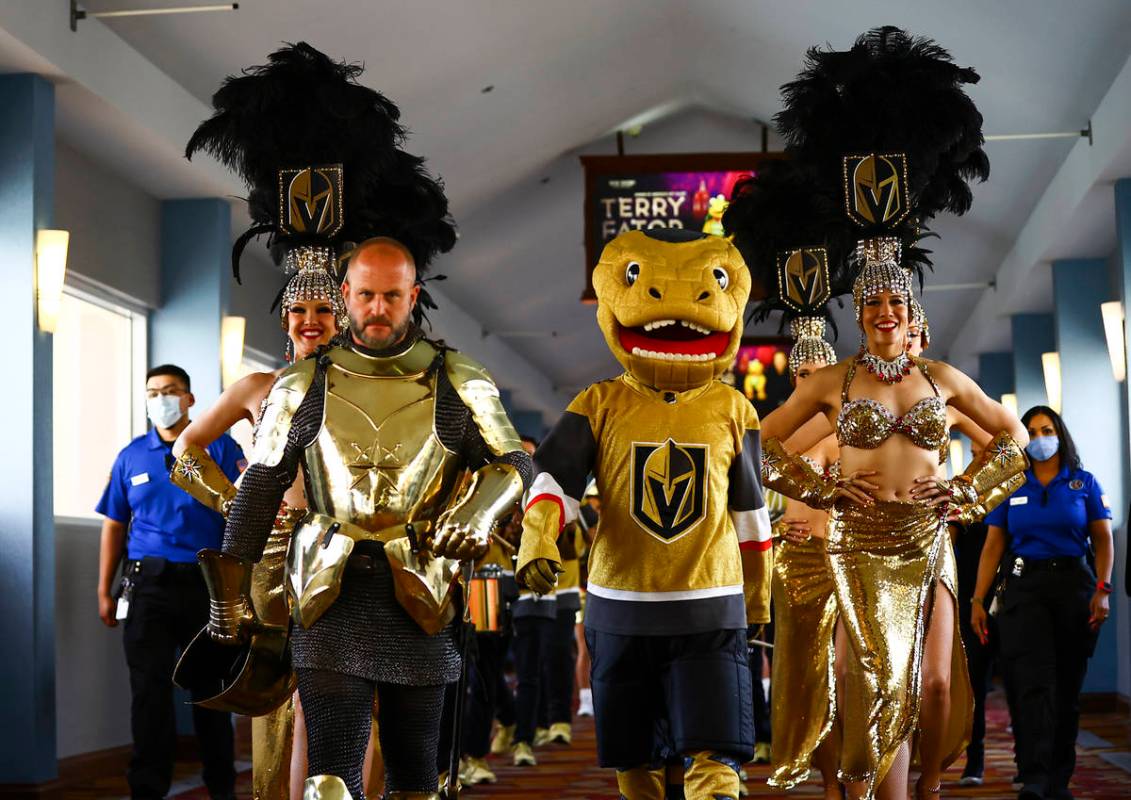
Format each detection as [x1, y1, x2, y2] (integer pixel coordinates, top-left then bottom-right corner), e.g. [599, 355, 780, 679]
[342, 237, 420, 349]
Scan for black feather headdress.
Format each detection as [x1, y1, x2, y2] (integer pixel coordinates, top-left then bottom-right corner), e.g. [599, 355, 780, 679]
[186, 42, 456, 325]
[775, 25, 988, 228]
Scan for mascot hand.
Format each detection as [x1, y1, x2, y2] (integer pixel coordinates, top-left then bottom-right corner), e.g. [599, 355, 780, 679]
[517, 557, 562, 595]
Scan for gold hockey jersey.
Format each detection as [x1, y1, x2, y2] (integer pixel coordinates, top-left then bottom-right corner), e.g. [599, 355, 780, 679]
[525, 373, 772, 635]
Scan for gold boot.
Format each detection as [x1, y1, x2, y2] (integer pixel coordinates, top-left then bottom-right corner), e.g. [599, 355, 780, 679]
[548, 721, 572, 745]
[513, 741, 537, 766]
[683, 751, 741, 800]
[489, 723, 515, 755]
[303, 775, 350, 800]
[615, 765, 664, 800]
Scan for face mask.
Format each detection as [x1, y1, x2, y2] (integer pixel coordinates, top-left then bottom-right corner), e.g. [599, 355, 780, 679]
[147, 395, 184, 430]
[1026, 435, 1059, 462]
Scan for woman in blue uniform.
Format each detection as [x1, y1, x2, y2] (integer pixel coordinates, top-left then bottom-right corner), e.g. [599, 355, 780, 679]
[971, 405, 1114, 800]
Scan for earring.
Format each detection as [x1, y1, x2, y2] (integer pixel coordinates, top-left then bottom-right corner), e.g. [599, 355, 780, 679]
[285, 339, 294, 364]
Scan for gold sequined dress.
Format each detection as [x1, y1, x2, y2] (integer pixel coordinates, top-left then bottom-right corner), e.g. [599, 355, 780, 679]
[768, 459, 839, 789]
[829, 359, 971, 795]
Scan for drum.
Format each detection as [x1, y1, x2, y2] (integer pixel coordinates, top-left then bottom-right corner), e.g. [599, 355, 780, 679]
[468, 565, 504, 633]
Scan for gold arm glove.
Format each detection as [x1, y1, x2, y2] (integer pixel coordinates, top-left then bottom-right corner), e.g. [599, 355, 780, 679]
[516, 498, 563, 595]
[951, 469, 1027, 524]
[760, 437, 839, 509]
[949, 431, 1029, 512]
[171, 444, 237, 516]
[198, 549, 257, 644]
[432, 462, 525, 561]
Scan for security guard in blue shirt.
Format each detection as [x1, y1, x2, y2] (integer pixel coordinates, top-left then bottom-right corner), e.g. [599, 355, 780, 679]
[96, 364, 244, 800]
[972, 406, 1114, 800]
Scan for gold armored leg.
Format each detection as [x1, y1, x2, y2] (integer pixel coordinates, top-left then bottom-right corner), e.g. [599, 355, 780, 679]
[385, 792, 440, 799]
[252, 694, 295, 800]
[683, 751, 741, 800]
[302, 775, 350, 800]
[616, 764, 664, 800]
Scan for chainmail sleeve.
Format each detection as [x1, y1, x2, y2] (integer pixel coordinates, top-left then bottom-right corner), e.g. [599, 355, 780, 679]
[434, 364, 533, 489]
[222, 368, 325, 561]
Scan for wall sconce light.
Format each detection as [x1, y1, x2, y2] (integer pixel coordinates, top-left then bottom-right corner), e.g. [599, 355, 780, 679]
[1042, 351, 1061, 413]
[1101, 301, 1126, 382]
[949, 439, 965, 479]
[221, 315, 246, 389]
[36, 229, 70, 333]
[1001, 393, 1019, 418]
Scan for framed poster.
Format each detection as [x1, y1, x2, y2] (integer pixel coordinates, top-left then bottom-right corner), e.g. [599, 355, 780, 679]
[720, 336, 794, 421]
[579, 152, 783, 301]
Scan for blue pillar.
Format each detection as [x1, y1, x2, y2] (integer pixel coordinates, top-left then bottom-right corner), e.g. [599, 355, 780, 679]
[1010, 313, 1056, 415]
[1052, 258, 1122, 693]
[977, 352, 1015, 402]
[152, 199, 231, 409]
[1111, 179, 1131, 699]
[0, 74, 56, 784]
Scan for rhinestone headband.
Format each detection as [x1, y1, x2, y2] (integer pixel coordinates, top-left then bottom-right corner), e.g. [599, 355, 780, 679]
[279, 245, 348, 333]
[852, 236, 912, 320]
[788, 316, 837, 378]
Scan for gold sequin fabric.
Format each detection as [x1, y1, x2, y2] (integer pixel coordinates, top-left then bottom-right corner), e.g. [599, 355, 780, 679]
[769, 535, 838, 789]
[836, 359, 948, 451]
[250, 503, 304, 800]
[825, 500, 972, 796]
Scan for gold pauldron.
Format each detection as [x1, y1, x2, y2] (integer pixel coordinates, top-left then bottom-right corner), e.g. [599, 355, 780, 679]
[445, 352, 524, 457]
[761, 438, 838, 510]
[953, 431, 1029, 513]
[438, 462, 525, 547]
[170, 444, 237, 516]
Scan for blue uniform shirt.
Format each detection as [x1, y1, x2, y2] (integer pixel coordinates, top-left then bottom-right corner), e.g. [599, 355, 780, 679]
[985, 466, 1111, 560]
[96, 427, 245, 563]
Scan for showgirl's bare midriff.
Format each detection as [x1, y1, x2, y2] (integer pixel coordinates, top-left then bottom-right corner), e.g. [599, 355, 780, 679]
[838, 436, 941, 503]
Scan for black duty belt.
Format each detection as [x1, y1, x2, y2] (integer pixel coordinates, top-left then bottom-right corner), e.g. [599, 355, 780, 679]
[1017, 555, 1087, 572]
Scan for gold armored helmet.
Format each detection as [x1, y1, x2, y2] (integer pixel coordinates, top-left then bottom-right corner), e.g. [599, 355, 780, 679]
[593, 229, 751, 392]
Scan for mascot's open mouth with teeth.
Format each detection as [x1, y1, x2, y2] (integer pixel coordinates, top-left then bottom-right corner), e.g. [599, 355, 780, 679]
[594, 229, 752, 391]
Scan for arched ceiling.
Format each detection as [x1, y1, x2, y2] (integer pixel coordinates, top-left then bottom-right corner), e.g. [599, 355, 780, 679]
[13, 0, 1131, 403]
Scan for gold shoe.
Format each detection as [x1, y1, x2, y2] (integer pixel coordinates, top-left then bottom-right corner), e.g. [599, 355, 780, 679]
[303, 775, 350, 800]
[513, 741, 538, 766]
[532, 726, 551, 747]
[753, 742, 771, 764]
[489, 723, 515, 755]
[548, 721, 572, 745]
[459, 756, 498, 785]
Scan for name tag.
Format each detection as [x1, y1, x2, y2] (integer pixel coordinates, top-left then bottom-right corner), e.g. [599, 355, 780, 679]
[130, 472, 150, 486]
[1102, 494, 1110, 509]
[1009, 495, 1028, 506]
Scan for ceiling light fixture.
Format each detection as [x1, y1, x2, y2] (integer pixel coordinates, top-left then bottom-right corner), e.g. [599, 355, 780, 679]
[71, 1, 238, 31]
[1001, 393, 1019, 418]
[1042, 351, 1062, 413]
[1101, 301, 1126, 383]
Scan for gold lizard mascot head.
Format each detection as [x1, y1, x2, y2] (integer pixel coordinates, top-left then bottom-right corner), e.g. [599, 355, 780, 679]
[593, 229, 751, 391]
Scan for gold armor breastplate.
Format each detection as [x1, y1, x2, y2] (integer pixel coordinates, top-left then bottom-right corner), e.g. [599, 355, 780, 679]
[302, 342, 464, 532]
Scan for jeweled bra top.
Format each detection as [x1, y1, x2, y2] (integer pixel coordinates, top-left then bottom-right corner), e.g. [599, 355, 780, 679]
[836, 357, 948, 452]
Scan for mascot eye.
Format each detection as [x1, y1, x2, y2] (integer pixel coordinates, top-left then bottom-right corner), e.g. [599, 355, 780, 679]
[713, 267, 729, 290]
[626, 261, 641, 286]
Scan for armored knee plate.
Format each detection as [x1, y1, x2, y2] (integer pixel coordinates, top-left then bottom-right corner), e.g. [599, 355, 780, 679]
[302, 774, 350, 800]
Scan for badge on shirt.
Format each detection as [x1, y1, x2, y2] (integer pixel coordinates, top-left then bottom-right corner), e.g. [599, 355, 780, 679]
[1102, 494, 1110, 509]
[130, 472, 150, 486]
[1069, 479, 1084, 490]
[1009, 495, 1028, 506]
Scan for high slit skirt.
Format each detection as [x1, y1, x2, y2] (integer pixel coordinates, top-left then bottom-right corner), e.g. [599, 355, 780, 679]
[768, 535, 838, 789]
[825, 500, 972, 797]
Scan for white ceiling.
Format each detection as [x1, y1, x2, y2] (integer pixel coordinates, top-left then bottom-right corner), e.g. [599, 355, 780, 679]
[36, 0, 1131, 393]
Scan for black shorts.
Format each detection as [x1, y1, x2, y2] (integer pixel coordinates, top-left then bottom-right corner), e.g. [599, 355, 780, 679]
[584, 627, 753, 769]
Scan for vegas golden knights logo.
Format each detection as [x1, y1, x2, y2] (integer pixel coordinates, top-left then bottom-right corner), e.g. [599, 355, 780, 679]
[777, 246, 830, 314]
[842, 153, 910, 228]
[279, 165, 344, 237]
[630, 439, 708, 542]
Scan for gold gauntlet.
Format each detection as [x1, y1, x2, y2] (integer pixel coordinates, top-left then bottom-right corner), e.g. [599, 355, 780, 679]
[198, 549, 257, 644]
[761, 438, 839, 510]
[951, 431, 1029, 516]
[516, 498, 563, 595]
[171, 444, 237, 516]
[432, 462, 525, 560]
[952, 470, 1027, 524]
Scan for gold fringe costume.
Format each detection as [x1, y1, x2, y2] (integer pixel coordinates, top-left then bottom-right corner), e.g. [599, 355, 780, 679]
[768, 533, 838, 789]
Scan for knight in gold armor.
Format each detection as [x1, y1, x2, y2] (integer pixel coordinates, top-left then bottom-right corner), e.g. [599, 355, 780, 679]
[173, 44, 531, 800]
[759, 28, 1030, 800]
[517, 229, 774, 800]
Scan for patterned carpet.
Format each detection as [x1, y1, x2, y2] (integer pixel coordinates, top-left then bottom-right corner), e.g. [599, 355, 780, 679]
[67, 690, 1131, 799]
